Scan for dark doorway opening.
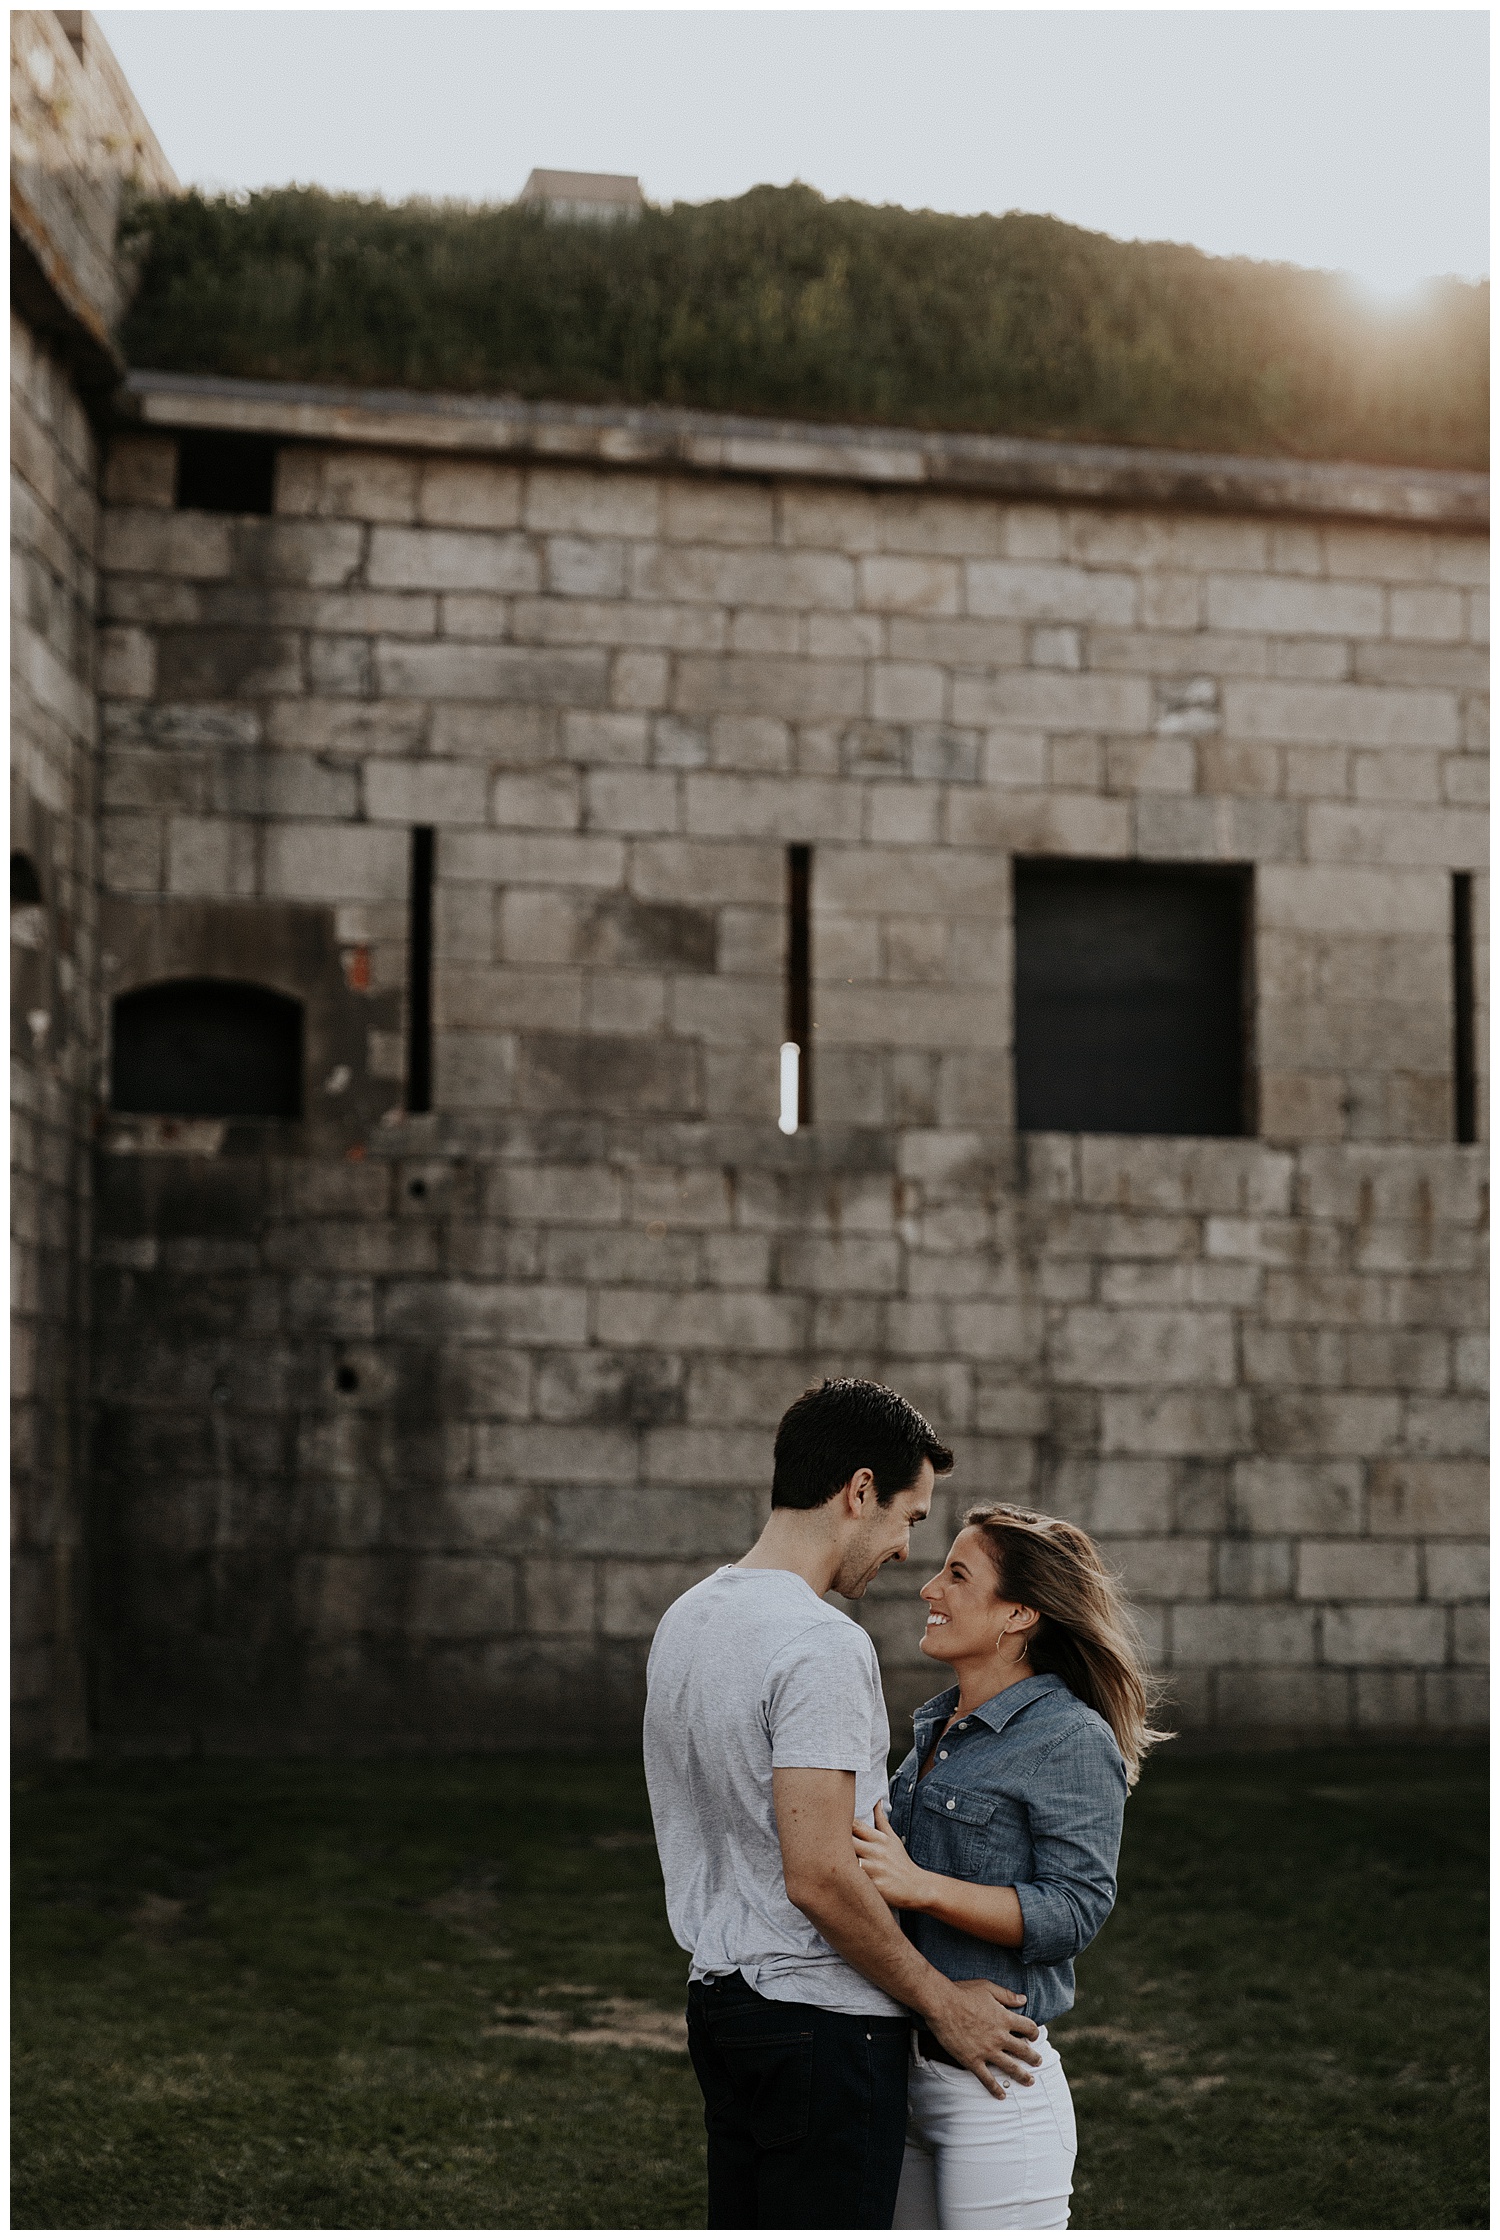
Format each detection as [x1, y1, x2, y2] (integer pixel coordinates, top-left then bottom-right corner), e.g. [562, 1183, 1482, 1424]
[111, 979, 303, 1118]
[1014, 859, 1253, 1137]
[175, 433, 277, 516]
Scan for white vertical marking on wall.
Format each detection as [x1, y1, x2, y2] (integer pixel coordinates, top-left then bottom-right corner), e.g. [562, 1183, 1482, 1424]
[778, 1041, 800, 1135]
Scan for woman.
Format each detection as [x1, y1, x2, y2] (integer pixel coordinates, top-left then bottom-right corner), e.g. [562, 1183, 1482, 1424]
[853, 1503, 1168, 2231]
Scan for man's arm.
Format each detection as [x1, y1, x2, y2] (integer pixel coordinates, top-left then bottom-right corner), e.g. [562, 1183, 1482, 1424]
[773, 1767, 1041, 2099]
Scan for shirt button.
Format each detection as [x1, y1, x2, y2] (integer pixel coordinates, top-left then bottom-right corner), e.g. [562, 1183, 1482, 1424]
[938, 1751, 949, 1760]
[946, 1799, 956, 1809]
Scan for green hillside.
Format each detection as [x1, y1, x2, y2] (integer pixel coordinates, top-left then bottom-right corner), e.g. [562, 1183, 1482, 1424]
[117, 183, 1487, 470]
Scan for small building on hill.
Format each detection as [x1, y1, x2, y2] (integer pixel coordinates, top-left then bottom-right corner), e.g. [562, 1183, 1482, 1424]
[518, 168, 644, 221]
[11, 12, 1489, 1759]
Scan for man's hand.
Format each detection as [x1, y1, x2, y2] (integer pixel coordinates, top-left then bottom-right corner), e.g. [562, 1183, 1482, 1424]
[924, 1978, 1041, 2098]
[772, 1769, 1040, 2105]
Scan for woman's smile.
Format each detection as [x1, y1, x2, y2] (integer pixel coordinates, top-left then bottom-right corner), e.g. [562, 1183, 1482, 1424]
[921, 1599, 958, 1653]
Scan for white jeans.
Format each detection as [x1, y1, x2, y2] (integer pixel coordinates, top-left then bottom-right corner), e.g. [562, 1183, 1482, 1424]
[892, 2026, 1077, 2231]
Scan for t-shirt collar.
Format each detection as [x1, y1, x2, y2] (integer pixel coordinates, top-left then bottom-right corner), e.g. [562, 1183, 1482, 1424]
[721, 1564, 827, 1606]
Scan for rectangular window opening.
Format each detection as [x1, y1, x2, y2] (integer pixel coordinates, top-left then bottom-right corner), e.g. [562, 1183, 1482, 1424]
[781, 843, 812, 1133]
[175, 431, 277, 516]
[406, 826, 434, 1115]
[1453, 871, 1476, 1145]
[1015, 858, 1252, 1138]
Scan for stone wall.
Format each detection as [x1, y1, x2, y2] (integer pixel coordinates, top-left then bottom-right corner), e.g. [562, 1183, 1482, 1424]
[10, 11, 176, 1755]
[82, 387, 1488, 1753]
[11, 309, 101, 1756]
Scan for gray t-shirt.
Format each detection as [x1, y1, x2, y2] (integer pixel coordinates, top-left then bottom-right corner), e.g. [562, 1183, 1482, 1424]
[643, 1564, 905, 2017]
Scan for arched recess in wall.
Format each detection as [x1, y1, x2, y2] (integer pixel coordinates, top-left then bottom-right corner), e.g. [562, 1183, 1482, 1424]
[110, 979, 304, 1118]
[11, 851, 43, 905]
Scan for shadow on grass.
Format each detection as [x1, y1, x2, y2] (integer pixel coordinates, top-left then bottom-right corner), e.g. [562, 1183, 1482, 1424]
[12, 1744, 1487, 2229]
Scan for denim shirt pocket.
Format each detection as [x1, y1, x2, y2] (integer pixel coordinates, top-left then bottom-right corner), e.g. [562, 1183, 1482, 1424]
[914, 1779, 1001, 1878]
[916, 1774, 1039, 1885]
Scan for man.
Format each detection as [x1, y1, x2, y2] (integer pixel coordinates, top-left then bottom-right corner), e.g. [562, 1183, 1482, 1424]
[643, 1378, 1041, 2231]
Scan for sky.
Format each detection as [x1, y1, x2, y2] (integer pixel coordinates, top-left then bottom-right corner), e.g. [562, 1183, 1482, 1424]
[94, 9, 1488, 299]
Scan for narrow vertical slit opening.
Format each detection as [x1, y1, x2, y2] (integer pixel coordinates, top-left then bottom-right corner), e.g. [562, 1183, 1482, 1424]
[1240, 866, 1259, 1137]
[782, 843, 812, 1133]
[407, 826, 434, 1115]
[1452, 871, 1475, 1145]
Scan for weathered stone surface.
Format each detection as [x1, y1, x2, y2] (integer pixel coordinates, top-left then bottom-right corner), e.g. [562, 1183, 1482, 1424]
[155, 627, 304, 700]
[1205, 573, 1384, 638]
[1322, 1604, 1448, 1667]
[367, 526, 540, 594]
[263, 822, 410, 902]
[964, 559, 1137, 626]
[12, 306, 111, 1760]
[13, 317, 1489, 1757]
[375, 640, 611, 705]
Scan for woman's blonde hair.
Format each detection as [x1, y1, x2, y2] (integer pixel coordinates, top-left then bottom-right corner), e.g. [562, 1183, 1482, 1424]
[963, 1503, 1173, 1788]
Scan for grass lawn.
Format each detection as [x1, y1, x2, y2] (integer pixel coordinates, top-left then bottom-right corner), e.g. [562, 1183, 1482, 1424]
[11, 1744, 1486, 2230]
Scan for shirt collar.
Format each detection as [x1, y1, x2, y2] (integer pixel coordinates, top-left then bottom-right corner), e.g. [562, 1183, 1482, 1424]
[912, 1670, 1067, 1739]
[912, 1684, 959, 1737]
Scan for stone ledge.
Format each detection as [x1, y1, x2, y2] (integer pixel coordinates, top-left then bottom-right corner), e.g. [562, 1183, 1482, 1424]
[117, 372, 1490, 531]
[12, 193, 126, 395]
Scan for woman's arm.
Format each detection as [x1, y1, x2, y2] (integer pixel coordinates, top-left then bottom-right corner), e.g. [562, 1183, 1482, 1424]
[1008, 1726, 1126, 1967]
[853, 1804, 1026, 1948]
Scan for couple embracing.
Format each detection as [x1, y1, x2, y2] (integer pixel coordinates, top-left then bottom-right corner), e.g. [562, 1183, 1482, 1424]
[644, 1378, 1167, 2231]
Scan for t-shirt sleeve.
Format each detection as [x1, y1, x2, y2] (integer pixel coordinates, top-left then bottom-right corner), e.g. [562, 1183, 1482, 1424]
[764, 1622, 879, 1773]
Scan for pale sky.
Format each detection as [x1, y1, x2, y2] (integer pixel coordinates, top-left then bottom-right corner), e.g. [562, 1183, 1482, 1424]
[95, 9, 1488, 299]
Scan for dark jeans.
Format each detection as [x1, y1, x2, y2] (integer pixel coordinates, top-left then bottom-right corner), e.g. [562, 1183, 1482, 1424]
[686, 1971, 911, 2230]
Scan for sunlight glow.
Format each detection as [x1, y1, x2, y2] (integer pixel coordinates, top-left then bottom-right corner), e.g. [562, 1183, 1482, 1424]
[1342, 268, 1439, 313]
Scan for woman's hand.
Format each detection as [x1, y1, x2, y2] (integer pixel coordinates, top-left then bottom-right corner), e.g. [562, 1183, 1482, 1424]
[852, 1802, 936, 1912]
[855, 1802, 1027, 1948]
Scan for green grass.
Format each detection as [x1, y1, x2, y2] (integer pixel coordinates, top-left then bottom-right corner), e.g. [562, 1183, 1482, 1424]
[11, 1746, 1487, 2229]
[116, 184, 1488, 470]
[1052, 1747, 1488, 2229]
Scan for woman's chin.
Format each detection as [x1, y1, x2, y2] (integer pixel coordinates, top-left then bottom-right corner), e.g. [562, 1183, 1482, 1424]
[920, 1629, 958, 1662]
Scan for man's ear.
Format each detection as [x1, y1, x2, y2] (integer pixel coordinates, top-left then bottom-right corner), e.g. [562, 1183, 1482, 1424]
[843, 1467, 877, 1515]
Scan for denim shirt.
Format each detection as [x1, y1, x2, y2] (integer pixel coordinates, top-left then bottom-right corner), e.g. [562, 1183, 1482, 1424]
[887, 1670, 1127, 2027]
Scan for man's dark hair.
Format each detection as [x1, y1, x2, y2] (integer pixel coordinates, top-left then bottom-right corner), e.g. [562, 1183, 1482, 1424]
[771, 1379, 954, 1510]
